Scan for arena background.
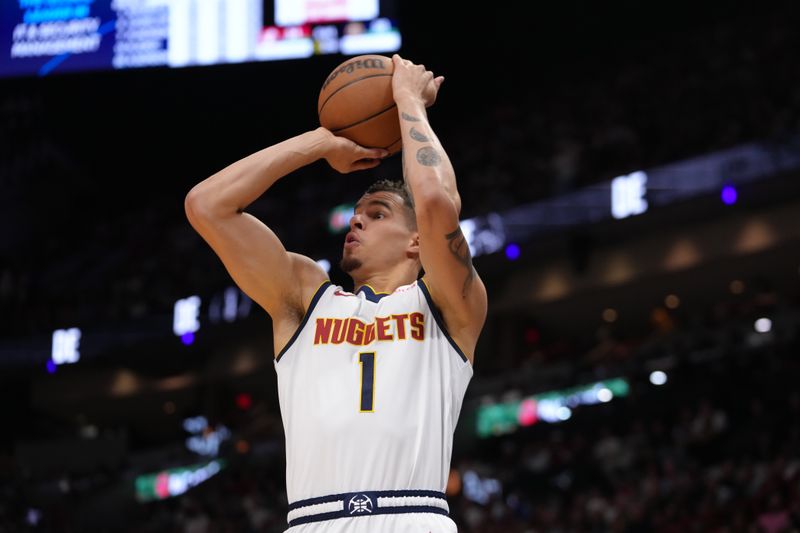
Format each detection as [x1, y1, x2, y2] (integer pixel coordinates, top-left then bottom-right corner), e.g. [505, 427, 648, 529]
[1, 1, 799, 531]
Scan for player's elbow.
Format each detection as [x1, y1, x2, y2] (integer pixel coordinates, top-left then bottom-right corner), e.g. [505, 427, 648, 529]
[415, 190, 459, 225]
[184, 185, 221, 225]
[412, 179, 460, 216]
[435, 191, 461, 216]
[184, 186, 205, 223]
[451, 192, 462, 216]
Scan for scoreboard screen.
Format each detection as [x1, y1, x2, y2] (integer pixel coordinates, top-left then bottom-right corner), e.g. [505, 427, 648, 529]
[0, 0, 401, 78]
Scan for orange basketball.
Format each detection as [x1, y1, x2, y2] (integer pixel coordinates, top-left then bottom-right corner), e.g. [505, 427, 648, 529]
[318, 54, 401, 155]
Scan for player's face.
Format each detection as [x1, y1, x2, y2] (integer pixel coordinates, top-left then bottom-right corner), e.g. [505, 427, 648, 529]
[340, 191, 416, 275]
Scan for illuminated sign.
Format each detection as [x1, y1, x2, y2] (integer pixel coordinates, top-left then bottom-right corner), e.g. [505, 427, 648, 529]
[611, 171, 648, 219]
[51, 327, 81, 365]
[134, 460, 225, 502]
[1, 0, 401, 78]
[476, 378, 629, 438]
[173, 295, 201, 337]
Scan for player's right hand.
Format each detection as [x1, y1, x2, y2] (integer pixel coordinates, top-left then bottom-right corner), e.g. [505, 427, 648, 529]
[319, 128, 389, 173]
[392, 54, 443, 108]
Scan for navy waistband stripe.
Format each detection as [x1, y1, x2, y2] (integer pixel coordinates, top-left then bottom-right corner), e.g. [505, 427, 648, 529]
[288, 489, 446, 511]
[289, 506, 449, 527]
[287, 490, 449, 527]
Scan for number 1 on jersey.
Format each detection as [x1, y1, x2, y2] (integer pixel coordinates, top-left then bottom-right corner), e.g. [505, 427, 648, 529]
[358, 352, 376, 412]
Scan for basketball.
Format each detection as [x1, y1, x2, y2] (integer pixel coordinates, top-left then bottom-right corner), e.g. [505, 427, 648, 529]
[318, 54, 401, 155]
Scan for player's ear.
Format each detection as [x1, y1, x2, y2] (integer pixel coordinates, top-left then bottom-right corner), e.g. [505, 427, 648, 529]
[406, 232, 420, 258]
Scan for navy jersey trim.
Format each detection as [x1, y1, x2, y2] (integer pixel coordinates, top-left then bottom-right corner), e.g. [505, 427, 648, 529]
[357, 284, 390, 303]
[418, 278, 469, 363]
[275, 280, 332, 362]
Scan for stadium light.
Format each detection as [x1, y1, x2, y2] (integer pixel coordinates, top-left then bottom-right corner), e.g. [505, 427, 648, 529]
[597, 388, 614, 402]
[754, 317, 772, 333]
[721, 185, 738, 205]
[504, 243, 520, 260]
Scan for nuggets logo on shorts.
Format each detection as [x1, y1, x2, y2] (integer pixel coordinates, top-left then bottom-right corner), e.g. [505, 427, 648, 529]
[348, 494, 374, 514]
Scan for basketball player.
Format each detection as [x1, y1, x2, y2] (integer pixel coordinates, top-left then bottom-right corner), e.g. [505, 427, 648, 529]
[184, 54, 487, 532]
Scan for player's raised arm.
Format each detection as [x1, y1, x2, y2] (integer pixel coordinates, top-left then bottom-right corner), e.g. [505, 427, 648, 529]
[391, 54, 487, 363]
[184, 127, 387, 321]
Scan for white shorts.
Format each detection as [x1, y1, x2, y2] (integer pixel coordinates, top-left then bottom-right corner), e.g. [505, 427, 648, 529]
[285, 513, 458, 533]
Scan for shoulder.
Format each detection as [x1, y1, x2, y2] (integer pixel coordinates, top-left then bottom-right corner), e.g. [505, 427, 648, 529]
[418, 276, 486, 363]
[419, 274, 487, 327]
[282, 253, 331, 318]
[271, 255, 331, 358]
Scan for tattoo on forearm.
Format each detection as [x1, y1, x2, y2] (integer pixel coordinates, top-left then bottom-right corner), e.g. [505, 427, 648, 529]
[409, 127, 430, 143]
[416, 146, 442, 167]
[445, 227, 475, 298]
[401, 112, 421, 122]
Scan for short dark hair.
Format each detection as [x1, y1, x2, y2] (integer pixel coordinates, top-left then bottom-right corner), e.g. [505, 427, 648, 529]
[363, 178, 416, 228]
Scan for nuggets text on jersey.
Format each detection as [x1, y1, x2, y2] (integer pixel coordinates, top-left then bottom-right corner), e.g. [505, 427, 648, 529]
[313, 313, 425, 345]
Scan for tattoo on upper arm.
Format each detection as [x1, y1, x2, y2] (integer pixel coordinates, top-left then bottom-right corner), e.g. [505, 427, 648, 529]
[409, 127, 429, 143]
[416, 146, 442, 167]
[445, 227, 475, 298]
[401, 112, 421, 122]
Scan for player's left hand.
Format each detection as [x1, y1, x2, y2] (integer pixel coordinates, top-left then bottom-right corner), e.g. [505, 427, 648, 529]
[318, 127, 389, 173]
[392, 54, 444, 108]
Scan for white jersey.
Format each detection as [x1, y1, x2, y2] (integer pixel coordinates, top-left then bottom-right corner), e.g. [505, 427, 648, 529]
[274, 278, 473, 508]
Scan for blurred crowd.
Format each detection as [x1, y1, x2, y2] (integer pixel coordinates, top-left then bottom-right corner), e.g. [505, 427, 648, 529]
[449, 344, 800, 533]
